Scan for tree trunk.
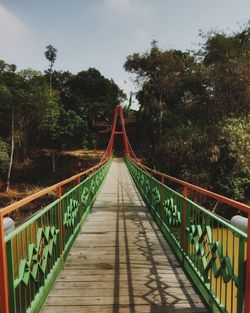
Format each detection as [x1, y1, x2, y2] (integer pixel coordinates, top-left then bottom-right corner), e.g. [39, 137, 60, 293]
[49, 71, 52, 96]
[52, 149, 56, 174]
[159, 92, 163, 138]
[6, 105, 14, 192]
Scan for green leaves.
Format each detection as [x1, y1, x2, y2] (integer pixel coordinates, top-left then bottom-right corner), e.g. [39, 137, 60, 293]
[44, 44, 57, 71]
[64, 68, 126, 126]
[0, 139, 9, 175]
[125, 25, 250, 205]
[39, 106, 88, 150]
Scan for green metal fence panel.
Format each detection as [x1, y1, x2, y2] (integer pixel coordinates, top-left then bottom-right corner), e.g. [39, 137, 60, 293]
[5, 200, 61, 313]
[126, 157, 246, 313]
[4, 157, 112, 313]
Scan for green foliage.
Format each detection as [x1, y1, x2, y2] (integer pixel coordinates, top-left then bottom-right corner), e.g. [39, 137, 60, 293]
[219, 116, 250, 175]
[0, 56, 126, 182]
[0, 139, 9, 175]
[44, 44, 58, 95]
[125, 26, 250, 204]
[63, 68, 126, 126]
[44, 45, 57, 72]
[57, 109, 88, 149]
[156, 120, 212, 185]
[39, 105, 88, 151]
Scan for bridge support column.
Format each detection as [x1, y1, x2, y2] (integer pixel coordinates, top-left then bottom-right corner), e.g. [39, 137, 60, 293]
[107, 104, 130, 156]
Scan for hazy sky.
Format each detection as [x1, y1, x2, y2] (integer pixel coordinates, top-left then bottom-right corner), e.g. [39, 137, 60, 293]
[0, 0, 249, 106]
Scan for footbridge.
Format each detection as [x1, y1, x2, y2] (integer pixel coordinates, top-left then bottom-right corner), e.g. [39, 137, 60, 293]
[0, 105, 249, 313]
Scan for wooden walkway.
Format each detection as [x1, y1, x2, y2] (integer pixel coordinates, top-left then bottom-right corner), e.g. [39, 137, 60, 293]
[42, 158, 208, 313]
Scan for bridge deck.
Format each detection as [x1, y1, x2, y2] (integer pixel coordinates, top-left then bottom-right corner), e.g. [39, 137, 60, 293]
[42, 158, 208, 313]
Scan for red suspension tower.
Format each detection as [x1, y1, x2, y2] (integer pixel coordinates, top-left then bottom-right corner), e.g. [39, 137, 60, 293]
[107, 104, 130, 156]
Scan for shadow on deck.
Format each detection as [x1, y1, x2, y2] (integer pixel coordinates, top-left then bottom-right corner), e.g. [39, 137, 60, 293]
[42, 159, 208, 313]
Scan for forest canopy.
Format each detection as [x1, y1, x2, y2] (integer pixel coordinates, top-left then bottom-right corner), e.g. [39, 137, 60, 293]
[0, 25, 249, 205]
[124, 26, 250, 203]
[0, 58, 126, 189]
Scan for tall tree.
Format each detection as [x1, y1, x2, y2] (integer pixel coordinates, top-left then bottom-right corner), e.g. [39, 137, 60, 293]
[39, 106, 88, 174]
[44, 44, 57, 96]
[124, 25, 250, 204]
[124, 41, 203, 163]
[5, 64, 17, 192]
[0, 139, 9, 179]
[63, 68, 126, 127]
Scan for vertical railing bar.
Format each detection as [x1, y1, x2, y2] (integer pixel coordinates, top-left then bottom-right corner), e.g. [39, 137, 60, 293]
[220, 223, 222, 304]
[20, 230, 27, 313]
[28, 224, 32, 271]
[231, 232, 235, 313]
[182, 185, 188, 253]
[57, 185, 63, 259]
[76, 177, 82, 221]
[245, 212, 250, 313]
[6, 239, 16, 313]
[50, 208, 54, 271]
[225, 227, 228, 312]
[210, 217, 213, 295]
[53, 206, 56, 266]
[191, 205, 193, 263]
[215, 222, 218, 299]
[237, 236, 245, 313]
[0, 213, 10, 313]
[88, 172, 92, 206]
[25, 227, 31, 309]
[16, 234, 22, 313]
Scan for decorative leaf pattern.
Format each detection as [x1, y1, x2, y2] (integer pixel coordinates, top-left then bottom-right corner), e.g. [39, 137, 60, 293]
[14, 226, 59, 288]
[187, 224, 238, 284]
[64, 198, 79, 228]
[126, 157, 243, 299]
[81, 186, 90, 207]
[163, 197, 181, 227]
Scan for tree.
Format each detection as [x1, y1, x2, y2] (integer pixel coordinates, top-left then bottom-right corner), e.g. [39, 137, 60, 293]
[3, 63, 17, 192]
[200, 27, 250, 119]
[63, 68, 126, 128]
[44, 44, 57, 96]
[39, 105, 88, 175]
[214, 116, 250, 202]
[0, 139, 9, 178]
[0, 56, 127, 191]
[124, 25, 250, 205]
[124, 42, 205, 163]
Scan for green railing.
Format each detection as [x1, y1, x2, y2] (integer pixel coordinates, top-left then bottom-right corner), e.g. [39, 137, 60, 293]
[4, 157, 112, 313]
[126, 157, 247, 313]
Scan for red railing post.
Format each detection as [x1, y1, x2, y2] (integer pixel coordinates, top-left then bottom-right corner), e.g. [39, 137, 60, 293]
[0, 214, 10, 313]
[245, 212, 250, 313]
[182, 186, 188, 254]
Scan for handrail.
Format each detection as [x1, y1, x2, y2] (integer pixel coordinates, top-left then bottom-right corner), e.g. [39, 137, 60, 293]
[0, 156, 111, 217]
[127, 155, 250, 213]
[126, 156, 248, 313]
[0, 154, 112, 313]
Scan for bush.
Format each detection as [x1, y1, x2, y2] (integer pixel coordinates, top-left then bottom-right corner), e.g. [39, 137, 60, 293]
[0, 139, 9, 175]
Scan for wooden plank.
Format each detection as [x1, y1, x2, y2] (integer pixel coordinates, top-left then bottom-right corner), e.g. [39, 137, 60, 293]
[41, 158, 208, 313]
[48, 287, 200, 297]
[45, 296, 205, 306]
[42, 305, 208, 313]
[48, 281, 196, 290]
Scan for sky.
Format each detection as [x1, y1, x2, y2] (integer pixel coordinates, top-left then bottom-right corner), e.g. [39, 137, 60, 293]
[0, 0, 249, 108]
